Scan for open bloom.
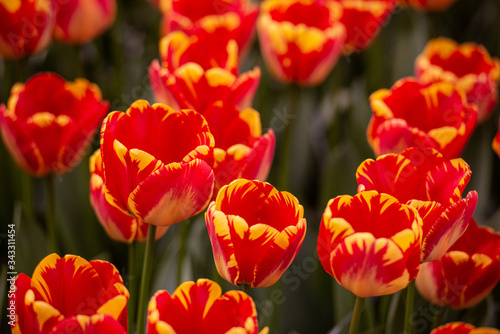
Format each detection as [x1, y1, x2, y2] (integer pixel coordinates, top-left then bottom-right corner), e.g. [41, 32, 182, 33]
[89, 149, 169, 243]
[149, 31, 260, 114]
[356, 147, 478, 262]
[257, 0, 346, 86]
[368, 78, 477, 159]
[53, 0, 117, 44]
[333, 0, 397, 53]
[10, 253, 129, 333]
[431, 322, 500, 334]
[492, 118, 500, 159]
[415, 37, 500, 122]
[398, 0, 458, 12]
[0, 72, 109, 177]
[206, 179, 306, 288]
[0, 0, 56, 59]
[160, 0, 258, 56]
[100, 100, 215, 227]
[416, 220, 500, 309]
[318, 191, 422, 297]
[147, 279, 268, 334]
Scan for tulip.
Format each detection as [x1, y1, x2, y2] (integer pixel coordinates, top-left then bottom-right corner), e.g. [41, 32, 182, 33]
[0, 0, 56, 59]
[10, 253, 129, 333]
[318, 190, 422, 297]
[368, 78, 477, 159]
[100, 99, 215, 227]
[431, 322, 500, 334]
[257, 0, 346, 86]
[0, 72, 109, 177]
[416, 220, 500, 309]
[89, 149, 169, 243]
[357, 147, 478, 262]
[206, 179, 306, 288]
[53, 0, 117, 44]
[398, 0, 459, 12]
[147, 279, 269, 334]
[415, 37, 500, 122]
[492, 118, 500, 159]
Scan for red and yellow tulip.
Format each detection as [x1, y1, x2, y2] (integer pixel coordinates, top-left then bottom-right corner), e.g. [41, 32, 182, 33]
[10, 253, 129, 333]
[416, 220, 500, 309]
[356, 147, 478, 262]
[206, 179, 306, 288]
[415, 37, 500, 122]
[99, 100, 215, 227]
[492, 118, 500, 159]
[89, 149, 169, 243]
[0, 72, 109, 177]
[431, 322, 500, 334]
[147, 279, 268, 334]
[318, 191, 422, 297]
[53, 0, 117, 44]
[0, 0, 56, 59]
[368, 78, 477, 159]
[398, 0, 459, 12]
[257, 0, 346, 86]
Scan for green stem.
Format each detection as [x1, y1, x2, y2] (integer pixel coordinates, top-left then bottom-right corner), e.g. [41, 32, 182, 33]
[431, 306, 445, 331]
[349, 296, 365, 334]
[45, 175, 59, 254]
[404, 280, 416, 334]
[136, 224, 157, 334]
[16, 57, 29, 82]
[128, 241, 138, 334]
[241, 283, 251, 295]
[20, 172, 33, 219]
[176, 221, 190, 286]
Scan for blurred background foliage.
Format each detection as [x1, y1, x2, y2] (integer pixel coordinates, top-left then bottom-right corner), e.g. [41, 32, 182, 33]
[1, 0, 500, 333]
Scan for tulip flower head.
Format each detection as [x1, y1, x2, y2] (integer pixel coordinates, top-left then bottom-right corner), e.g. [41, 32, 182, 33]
[0, 72, 109, 177]
[147, 279, 269, 334]
[431, 322, 500, 334]
[257, 0, 346, 86]
[206, 179, 306, 288]
[416, 220, 500, 309]
[398, 0, 459, 12]
[10, 253, 129, 333]
[318, 191, 422, 297]
[99, 100, 215, 227]
[416, 37, 500, 122]
[368, 78, 478, 159]
[0, 0, 56, 59]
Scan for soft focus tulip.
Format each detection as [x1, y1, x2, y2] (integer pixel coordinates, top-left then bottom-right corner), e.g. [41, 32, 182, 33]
[368, 78, 477, 159]
[317, 191, 422, 297]
[431, 322, 500, 334]
[415, 37, 500, 122]
[147, 279, 269, 334]
[356, 147, 478, 262]
[492, 118, 500, 159]
[206, 179, 306, 288]
[53, 0, 117, 44]
[0, 72, 109, 177]
[10, 253, 129, 333]
[100, 100, 215, 227]
[416, 220, 500, 309]
[398, 0, 459, 12]
[0, 0, 56, 59]
[149, 31, 260, 114]
[333, 0, 397, 53]
[160, 0, 258, 55]
[257, 0, 346, 86]
[203, 102, 275, 196]
[89, 149, 169, 243]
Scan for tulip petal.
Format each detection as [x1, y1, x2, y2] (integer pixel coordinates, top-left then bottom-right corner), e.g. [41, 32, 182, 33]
[241, 129, 276, 182]
[425, 158, 471, 205]
[48, 314, 126, 334]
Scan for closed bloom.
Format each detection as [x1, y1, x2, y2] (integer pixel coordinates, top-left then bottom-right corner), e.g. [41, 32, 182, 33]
[0, 0, 55, 59]
[147, 279, 268, 334]
[89, 149, 169, 243]
[415, 37, 500, 122]
[398, 0, 458, 12]
[368, 78, 477, 159]
[318, 191, 422, 297]
[160, 0, 258, 55]
[333, 0, 397, 53]
[149, 31, 260, 114]
[257, 0, 346, 86]
[53, 0, 117, 44]
[10, 253, 129, 333]
[492, 118, 500, 159]
[206, 179, 306, 288]
[100, 100, 215, 227]
[0, 72, 109, 177]
[356, 147, 478, 262]
[416, 220, 500, 309]
[431, 322, 500, 334]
